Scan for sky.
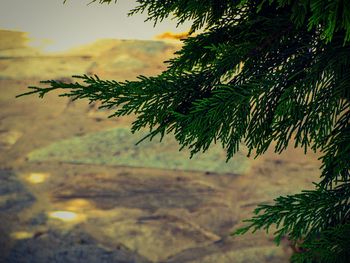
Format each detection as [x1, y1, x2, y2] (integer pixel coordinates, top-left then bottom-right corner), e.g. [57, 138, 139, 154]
[0, 0, 191, 52]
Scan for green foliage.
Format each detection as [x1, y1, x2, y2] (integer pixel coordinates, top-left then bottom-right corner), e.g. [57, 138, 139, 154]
[235, 183, 349, 241]
[80, 0, 350, 42]
[20, 1, 350, 262]
[291, 222, 350, 263]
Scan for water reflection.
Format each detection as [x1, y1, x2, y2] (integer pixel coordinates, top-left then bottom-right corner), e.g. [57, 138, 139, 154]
[26, 172, 49, 184]
[10, 231, 33, 240]
[48, 211, 86, 222]
[64, 199, 92, 211]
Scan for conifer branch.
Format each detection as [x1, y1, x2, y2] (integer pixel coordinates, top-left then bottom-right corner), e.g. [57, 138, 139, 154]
[18, 1, 350, 261]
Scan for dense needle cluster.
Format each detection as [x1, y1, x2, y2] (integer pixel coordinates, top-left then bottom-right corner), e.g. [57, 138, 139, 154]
[19, 1, 350, 262]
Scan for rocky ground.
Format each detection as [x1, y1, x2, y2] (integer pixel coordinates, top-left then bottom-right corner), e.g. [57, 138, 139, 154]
[0, 29, 322, 263]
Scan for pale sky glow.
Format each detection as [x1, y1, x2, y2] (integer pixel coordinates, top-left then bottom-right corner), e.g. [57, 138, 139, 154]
[0, 0, 191, 52]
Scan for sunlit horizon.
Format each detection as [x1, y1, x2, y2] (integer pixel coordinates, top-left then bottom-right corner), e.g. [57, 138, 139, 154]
[0, 0, 191, 52]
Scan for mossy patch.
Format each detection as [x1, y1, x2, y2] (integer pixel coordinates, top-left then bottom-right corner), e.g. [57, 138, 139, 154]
[28, 127, 250, 174]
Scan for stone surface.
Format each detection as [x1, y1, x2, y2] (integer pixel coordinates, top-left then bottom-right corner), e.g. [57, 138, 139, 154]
[166, 237, 287, 263]
[6, 228, 150, 263]
[50, 173, 220, 211]
[88, 215, 218, 262]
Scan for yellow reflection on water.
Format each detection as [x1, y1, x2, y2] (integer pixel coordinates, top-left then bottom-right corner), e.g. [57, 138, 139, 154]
[65, 199, 92, 211]
[26, 172, 49, 184]
[11, 231, 33, 240]
[49, 211, 86, 222]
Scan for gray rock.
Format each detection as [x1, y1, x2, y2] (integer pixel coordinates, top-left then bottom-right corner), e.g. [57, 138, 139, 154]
[0, 169, 35, 212]
[7, 228, 150, 263]
[29, 212, 48, 226]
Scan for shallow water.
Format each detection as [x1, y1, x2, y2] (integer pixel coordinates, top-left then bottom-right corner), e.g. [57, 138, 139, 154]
[0, 29, 321, 262]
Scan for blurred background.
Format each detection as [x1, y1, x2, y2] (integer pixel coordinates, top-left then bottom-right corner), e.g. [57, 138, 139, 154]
[0, 1, 321, 262]
[0, 0, 191, 52]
